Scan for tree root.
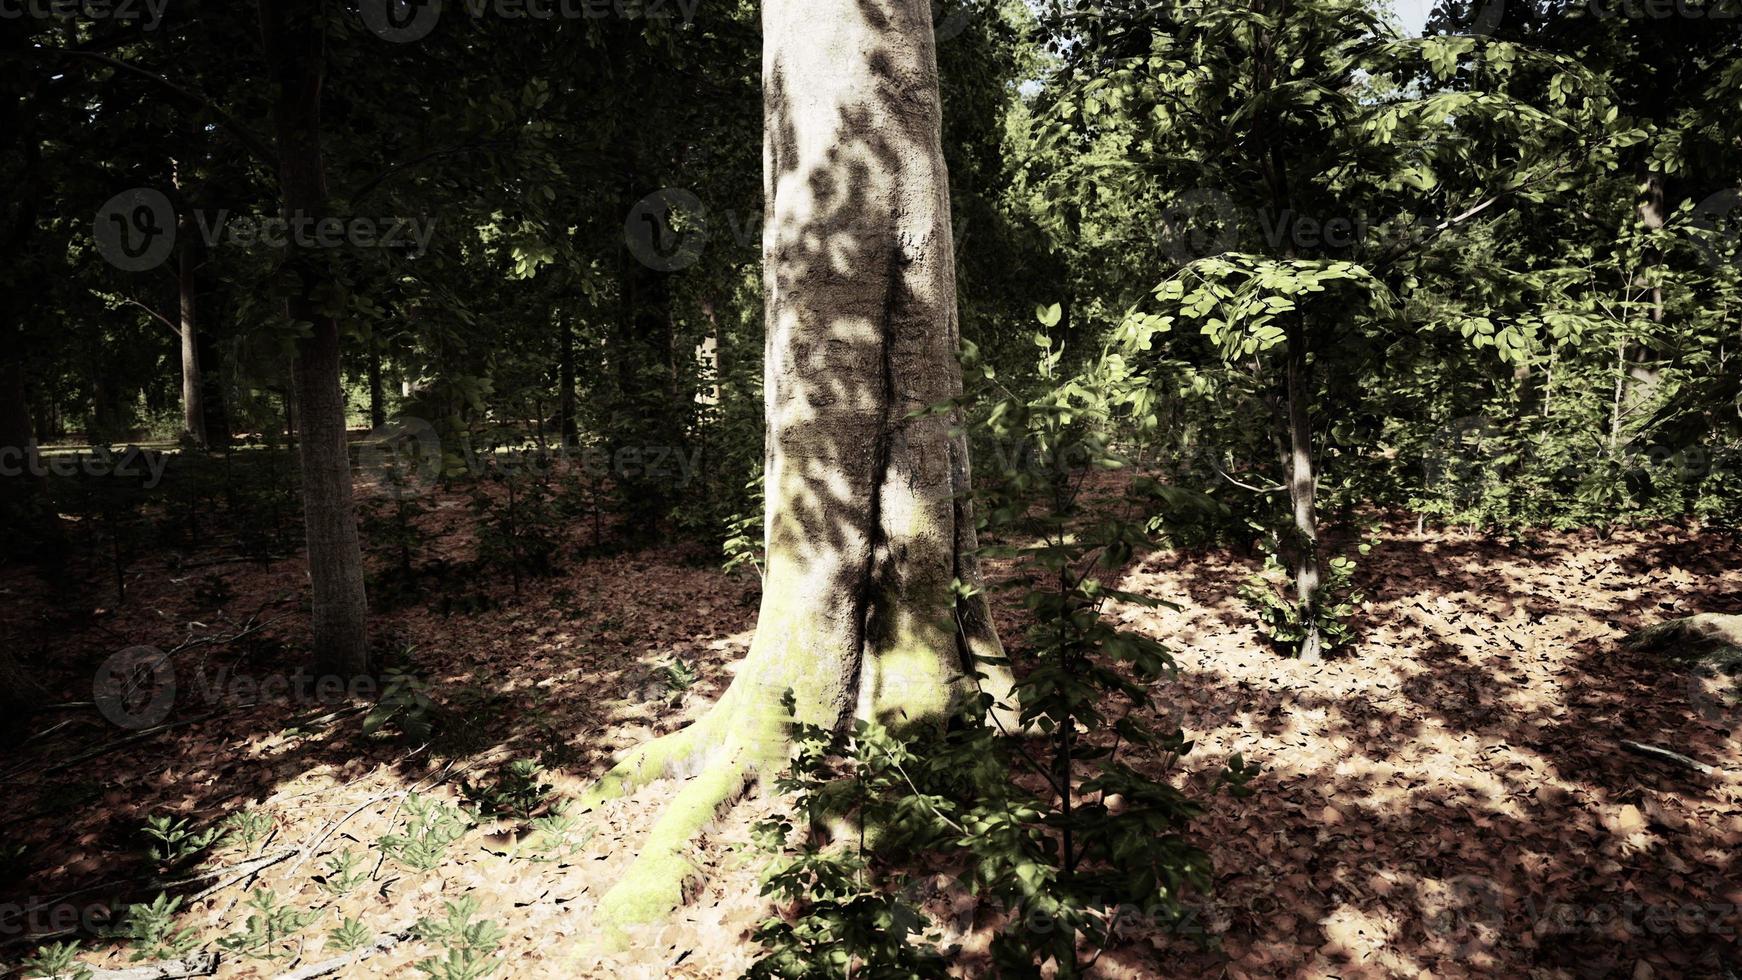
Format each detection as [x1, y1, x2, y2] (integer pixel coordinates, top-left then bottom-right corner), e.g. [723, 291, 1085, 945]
[574, 680, 797, 949]
[1624, 613, 1742, 661]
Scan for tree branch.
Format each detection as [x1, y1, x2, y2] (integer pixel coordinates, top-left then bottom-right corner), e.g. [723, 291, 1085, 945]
[8, 47, 277, 167]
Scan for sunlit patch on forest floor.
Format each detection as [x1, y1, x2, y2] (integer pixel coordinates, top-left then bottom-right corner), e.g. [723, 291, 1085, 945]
[2, 500, 1737, 978]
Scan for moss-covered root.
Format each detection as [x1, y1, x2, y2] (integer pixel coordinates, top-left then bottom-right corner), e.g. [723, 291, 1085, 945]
[576, 717, 711, 814]
[1624, 613, 1742, 662]
[596, 751, 755, 926]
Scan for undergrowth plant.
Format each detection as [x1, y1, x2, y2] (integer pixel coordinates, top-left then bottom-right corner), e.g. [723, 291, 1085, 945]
[22, 941, 92, 980]
[216, 888, 320, 961]
[462, 759, 554, 823]
[108, 893, 197, 962]
[412, 897, 506, 980]
[138, 815, 219, 870]
[1239, 531, 1372, 656]
[379, 795, 476, 873]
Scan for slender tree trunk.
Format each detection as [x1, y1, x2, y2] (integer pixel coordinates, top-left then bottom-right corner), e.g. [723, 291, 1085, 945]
[2, 22, 42, 519]
[1286, 328, 1323, 662]
[177, 226, 208, 448]
[197, 322, 231, 450]
[579, 0, 1017, 931]
[0, 316, 35, 510]
[366, 332, 386, 430]
[612, 251, 682, 531]
[558, 317, 577, 448]
[259, 0, 369, 677]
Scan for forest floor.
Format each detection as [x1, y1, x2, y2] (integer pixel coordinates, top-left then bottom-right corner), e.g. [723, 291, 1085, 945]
[2, 480, 1739, 979]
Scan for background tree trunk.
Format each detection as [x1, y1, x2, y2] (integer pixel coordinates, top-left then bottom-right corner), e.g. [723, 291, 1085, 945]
[1286, 328, 1323, 662]
[196, 324, 231, 450]
[367, 333, 386, 431]
[177, 225, 207, 448]
[558, 317, 577, 448]
[259, 0, 369, 677]
[579, 0, 1016, 932]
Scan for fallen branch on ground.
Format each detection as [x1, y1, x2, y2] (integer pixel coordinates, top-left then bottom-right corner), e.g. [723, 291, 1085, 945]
[87, 952, 219, 980]
[1619, 739, 1719, 775]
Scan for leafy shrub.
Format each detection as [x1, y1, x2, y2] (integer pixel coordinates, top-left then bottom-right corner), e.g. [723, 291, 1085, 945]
[1239, 545, 1366, 655]
[461, 760, 554, 823]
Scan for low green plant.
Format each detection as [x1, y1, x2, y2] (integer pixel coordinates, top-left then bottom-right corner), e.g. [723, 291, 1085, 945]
[21, 941, 92, 980]
[317, 848, 370, 897]
[139, 815, 219, 869]
[109, 893, 198, 962]
[379, 795, 475, 873]
[363, 664, 436, 742]
[326, 917, 375, 953]
[412, 897, 505, 980]
[749, 324, 1259, 976]
[1239, 535, 1368, 655]
[469, 462, 562, 592]
[655, 657, 699, 695]
[721, 469, 765, 580]
[461, 760, 553, 822]
[219, 810, 274, 853]
[362, 463, 433, 607]
[520, 806, 589, 860]
[216, 888, 320, 960]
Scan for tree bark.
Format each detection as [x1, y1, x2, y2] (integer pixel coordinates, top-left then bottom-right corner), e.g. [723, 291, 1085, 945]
[197, 324, 231, 450]
[1285, 327, 1323, 662]
[557, 316, 577, 448]
[366, 333, 386, 431]
[176, 223, 207, 448]
[259, 0, 369, 677]
[2, 18, 41, 516]
[578, 0, 1017, 933]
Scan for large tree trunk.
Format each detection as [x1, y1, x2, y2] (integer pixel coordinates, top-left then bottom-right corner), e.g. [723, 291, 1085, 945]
[578, 0, 1016, 932]
[1285, 328, 1323, 662]
[259, 0, 369, 677]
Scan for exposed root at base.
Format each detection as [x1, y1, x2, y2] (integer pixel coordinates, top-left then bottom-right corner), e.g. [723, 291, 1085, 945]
[593, 747, 760, 930]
